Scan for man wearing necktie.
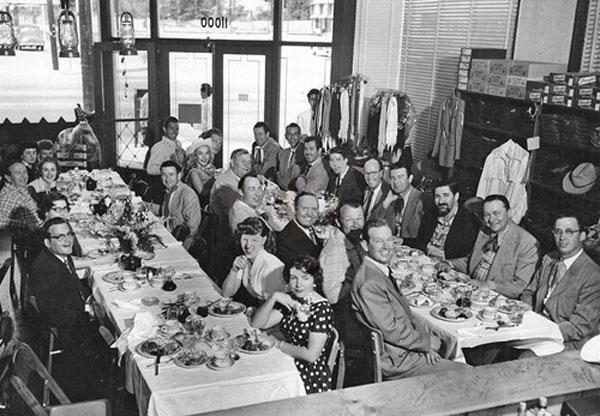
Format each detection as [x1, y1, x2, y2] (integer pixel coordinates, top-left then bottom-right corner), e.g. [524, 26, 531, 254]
[276, 123, 306, 190]
[251, 121, 281, 181]
[521, 213, 600, 351]
[327, 146, 366, 206]
[29, 217, 109, 394]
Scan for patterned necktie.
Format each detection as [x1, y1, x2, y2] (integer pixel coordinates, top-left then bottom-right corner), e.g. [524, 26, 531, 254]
[483, 234, 499, 253]
[394, 196, 405, 236]
[364, 190, 374, 217]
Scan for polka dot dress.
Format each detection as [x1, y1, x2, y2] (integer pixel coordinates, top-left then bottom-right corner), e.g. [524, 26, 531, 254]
[279, 299, 334, 394]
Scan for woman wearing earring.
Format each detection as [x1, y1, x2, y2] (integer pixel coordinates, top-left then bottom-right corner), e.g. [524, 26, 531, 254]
[252, 255, 334, 394]
[185, 142, 215, 208]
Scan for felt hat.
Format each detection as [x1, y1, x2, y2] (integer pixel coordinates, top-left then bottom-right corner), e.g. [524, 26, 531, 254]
[562, 163, 598, 194]
[581, 334, 600, 363]
[185, 139, 213, 156]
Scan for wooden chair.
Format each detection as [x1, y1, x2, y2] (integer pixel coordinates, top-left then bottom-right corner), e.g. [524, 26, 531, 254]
[6, 342, 110, 416]
[356, 319, 385, 384]
[327, 327, 346, 390]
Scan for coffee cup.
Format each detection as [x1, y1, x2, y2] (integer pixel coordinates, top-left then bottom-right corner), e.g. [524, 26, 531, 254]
[482, 306, 497, 320]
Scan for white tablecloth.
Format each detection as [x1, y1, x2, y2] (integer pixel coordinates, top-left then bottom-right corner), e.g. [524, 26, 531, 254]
[70, 170, 305, 416]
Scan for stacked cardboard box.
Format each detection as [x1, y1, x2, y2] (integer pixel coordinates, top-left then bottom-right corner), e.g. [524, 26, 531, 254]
[544, 72, 600, 110]
[457, 48, 506, 91]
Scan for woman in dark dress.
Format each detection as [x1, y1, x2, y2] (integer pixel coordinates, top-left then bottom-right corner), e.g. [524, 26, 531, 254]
[251, 255, 334, 394]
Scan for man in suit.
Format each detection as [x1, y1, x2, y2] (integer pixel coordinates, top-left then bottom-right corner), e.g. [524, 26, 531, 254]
[29, 217, 108, 392]
[295, 136, 329, 194]
[276, 123, 306, 190]
[276, 192, 321, 265]
[327, 146, 366, 206]
[351, 219, 465, 379]
[161, 161, 202, 250]
[251, 121, 281, 180]
[415, 180, 479, 260]
[521, 214, 600, 350]
[362, 158, 393, 226]
[209, 149, 252, 220]
[443, 194, 539, 299]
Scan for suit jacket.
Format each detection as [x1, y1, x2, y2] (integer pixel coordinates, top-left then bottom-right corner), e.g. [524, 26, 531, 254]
[452, 221, 539, 299]
[521, 251, 600, 350]
[297, 158, 329, 195]
[351, 257, 433, 378]
[364, 181, 394, 226]
[399, 187, 434, 244]
[163, 182, 202, 249]
[328, 166, 366, 206]
[30, 248, 86, 330]
[276, 220, 321, 265]
[414, 205, 479, 260]
[276, 142, 306, 190]
[209, 168, 239, 219]
[252, 138, 281, 179]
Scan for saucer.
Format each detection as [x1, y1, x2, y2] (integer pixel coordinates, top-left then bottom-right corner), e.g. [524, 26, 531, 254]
[206, 356, 235, 370]
[476, 310, 500, 323]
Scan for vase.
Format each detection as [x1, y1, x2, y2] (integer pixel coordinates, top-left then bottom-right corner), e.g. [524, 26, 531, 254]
[119, 254, 142, 271]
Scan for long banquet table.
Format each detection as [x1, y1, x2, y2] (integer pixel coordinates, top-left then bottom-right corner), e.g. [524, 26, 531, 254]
[67, 170, 305, 416]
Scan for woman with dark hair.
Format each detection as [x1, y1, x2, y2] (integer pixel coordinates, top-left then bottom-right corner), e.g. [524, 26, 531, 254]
[221, 216, 284, 307]
[27, 156, 59, 203]
[251, 255, 334, 394]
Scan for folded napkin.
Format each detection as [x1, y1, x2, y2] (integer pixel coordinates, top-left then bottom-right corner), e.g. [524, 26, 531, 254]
[112, 299, 142, 311]
[113, 311, 160, 361]
[457, 324, 485, 338]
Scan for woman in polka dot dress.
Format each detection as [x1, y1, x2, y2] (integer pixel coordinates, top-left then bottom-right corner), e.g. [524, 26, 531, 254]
[252, 255, 334, 394]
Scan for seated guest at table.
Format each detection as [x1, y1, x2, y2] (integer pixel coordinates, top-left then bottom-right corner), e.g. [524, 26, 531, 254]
[184, 141, 215, 208]
[441, 194, 539, 299]
[521, 213, 600, 350]
[209, 148, 252, 220]
[276, 123, 306, 190]
[295, 136, 329, 194]
[27, 156, 59, 204]
[229, 173, 265, 232]
[362, 158, 394, 226]
[222, 217, 285, 307]
[161, 161, 202, 250]
[29, 217, 108, 395]
[20, 142, 38, 181]
[352, 219, 466, 379]
[252, 255, 334, 394]
[276, 192, 322, 265]
[327, 146, 366, 205]
[386, 161, 434, 246]
[251, 121, 281, 180]
[320, 202, 366, 349]
[37, 139, 56, 161]
[414, 180, 479, 260]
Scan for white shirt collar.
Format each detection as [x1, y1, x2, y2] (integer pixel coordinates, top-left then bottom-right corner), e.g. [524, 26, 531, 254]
[562, 249, 584, 270]
[293, 219, 313, 240]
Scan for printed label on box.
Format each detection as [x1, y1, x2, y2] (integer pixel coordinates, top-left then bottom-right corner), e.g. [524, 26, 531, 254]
[469, 70, 489, 82]
[506, 75, 527, 87]
[489, 60, 508, 75]
[527, 136, 540, 150]
[471, 59, 491, 72]
[488, 74, 507, 87]
[485, 85, 507, 96]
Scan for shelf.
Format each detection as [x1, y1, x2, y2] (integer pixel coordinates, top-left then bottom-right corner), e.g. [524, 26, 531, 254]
[539, 137, 600, 155]
[464, 121, 529, 141]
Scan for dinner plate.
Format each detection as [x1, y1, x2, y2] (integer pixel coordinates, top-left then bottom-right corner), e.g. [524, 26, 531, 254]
[208, 301, 246, 317]
[135, 338, 182, 358]
[206, 356, 235, 371]
[102, 270, 135, 284]
[437, 270, 470, 284]
[581, 334, 600, 363]
[430, 306, 473, 322]
[422, 283, 443, 298]
[232, 334, 275, 354]
[490, 298, 532, 315]
[174, 350, 209, 368]
[159, 323, 185, 336]
[405, 248, 425, 257]
[406, 293, 435, 308]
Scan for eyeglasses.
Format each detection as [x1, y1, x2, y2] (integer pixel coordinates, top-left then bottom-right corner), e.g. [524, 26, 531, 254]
[551, 228, 581, 237]
[48, 232, 75, 242]
[51, 205, 69, 213]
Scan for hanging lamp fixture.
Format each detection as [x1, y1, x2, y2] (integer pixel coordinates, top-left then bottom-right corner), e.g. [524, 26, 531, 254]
[0, 10, 16, 56]
[58, 0, 80, 58]
[119, 12, 137, 56]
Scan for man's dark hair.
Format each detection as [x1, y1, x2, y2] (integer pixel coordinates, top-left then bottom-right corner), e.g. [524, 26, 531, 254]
[304, 136, 322, 149]
[294, 191, 318, 210]
[163, 116, 179, 130]
[37, 139, 54, 152]
[555, 212, 584, 231]
[238, 173, 260, 190]
[362, 218, 389, 243]
[40, 191, 70, 219]
[160, 160, 182, 173]
[338, 201, 363, 220]
[20, 141, 37, 155]
[435, 179, 460, 196]
[253, 121, 270, 135]
[329, 146, 351, 160]
[230, 148, 250, 161]
[483, 194, 510, 210]
[286, 123, 301, 132]
[201, 128, 223, 139]
[42, 217, 72, 240]
[307, 89, 320, 99]
[389, 161, 412, 177]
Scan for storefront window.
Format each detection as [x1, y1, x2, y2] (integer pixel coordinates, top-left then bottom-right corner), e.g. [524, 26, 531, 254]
[110, 0, 150, 38]
[282, 0, 333, 42]
[158, 0, 273, 40]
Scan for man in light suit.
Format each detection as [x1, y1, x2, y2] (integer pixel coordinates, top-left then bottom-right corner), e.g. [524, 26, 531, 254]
[276, 192, 322, 265]
[327, 146, 366, 206]
[251, 121, 281, 180]
[161, 161, 202, 250]
[443, 194, 539, 299]
[276, 123, 306, 190]
[351, 219, 466, 379]
[521, 213, 600, 350]
[209, 149, 252, 220]
[295, 136, 329, 195]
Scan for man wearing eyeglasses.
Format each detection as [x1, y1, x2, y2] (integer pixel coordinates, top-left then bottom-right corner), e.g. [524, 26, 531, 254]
[30, 217, 108, 394]
[521, 214, 600, 350]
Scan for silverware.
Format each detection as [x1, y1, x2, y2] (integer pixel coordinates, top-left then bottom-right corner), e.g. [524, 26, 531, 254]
[146, 357, 173, 368]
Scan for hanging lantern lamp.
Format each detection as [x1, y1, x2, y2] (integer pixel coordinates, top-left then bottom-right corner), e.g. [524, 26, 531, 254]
[119, 12, 137, 56]
[58, 3, 80, 58]
[0, 10, 16, 56]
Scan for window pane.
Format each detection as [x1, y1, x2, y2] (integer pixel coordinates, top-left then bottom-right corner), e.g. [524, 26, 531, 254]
[158, 0, 273, 40]
[168, 52, 213, 150]
[223, 54, 265, 165]
[279, 46, 331, 140]
[110, 0, 150, 38]
[113, 52, 148, 169]
[282, 0, 334, 42]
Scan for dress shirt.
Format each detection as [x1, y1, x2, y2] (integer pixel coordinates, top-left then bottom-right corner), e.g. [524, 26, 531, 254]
[544, 249, 583, 304]
[146, 137, 183, 175]
[364, 183, 382, 216]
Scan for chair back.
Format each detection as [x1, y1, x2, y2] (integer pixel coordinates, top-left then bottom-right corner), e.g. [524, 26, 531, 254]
[326, 327, 346, 390]
[370, 328, 384, 383]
